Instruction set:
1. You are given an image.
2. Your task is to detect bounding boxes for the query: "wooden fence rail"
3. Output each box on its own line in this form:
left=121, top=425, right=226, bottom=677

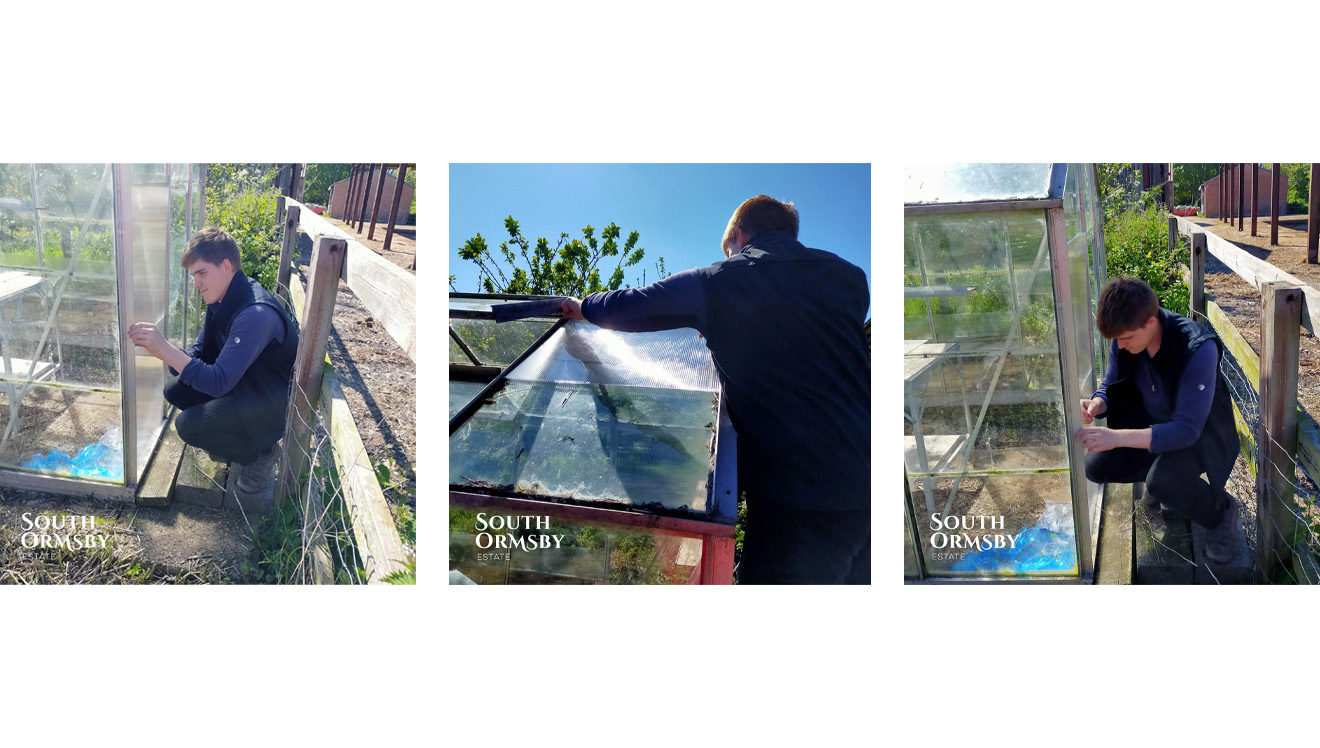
left=1174, top=216, right=1318, bottom=581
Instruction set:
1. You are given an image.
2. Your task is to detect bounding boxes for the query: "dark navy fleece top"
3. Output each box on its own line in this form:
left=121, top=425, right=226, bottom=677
left=176, top=304, right=286, bottom=397
left=1092, top=337, right=1219, bottom=453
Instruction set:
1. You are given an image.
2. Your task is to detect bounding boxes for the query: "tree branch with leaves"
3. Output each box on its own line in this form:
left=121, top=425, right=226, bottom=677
left=456, top=216, right=648, bottom=295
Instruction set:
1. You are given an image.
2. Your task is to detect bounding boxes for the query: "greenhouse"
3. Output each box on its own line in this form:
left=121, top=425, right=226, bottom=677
left=904, top=163, right=1108, bottom=581
left=450, top=293, right=738, bottom=584
left=0, top=164, right=204, bottom=498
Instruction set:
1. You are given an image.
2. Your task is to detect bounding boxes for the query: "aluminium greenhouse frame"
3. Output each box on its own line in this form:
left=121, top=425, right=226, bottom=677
left=903, top=164, right=1110, bottom=582
left=448, top=292, right=739, bottom=584
left=0, top=164, right=206, bottom=501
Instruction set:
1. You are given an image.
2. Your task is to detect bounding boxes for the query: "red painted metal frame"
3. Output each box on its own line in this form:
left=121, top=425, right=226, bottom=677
left=450, top=490, right=736, bottom=584
left=450, top=490, right=735, bottom=539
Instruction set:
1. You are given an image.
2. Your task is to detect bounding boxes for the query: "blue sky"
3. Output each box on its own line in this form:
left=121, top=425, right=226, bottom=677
left=449, top=164, right=871, bottom=316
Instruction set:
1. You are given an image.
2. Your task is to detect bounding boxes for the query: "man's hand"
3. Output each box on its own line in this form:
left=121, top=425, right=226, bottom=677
left=1080, top=396, right=1107, bottom=425
left=1075, top=426, right=1124, bottom=454
left=128, top=322, right=168, bottom=357
left=561, top=297, right=585, bottom=321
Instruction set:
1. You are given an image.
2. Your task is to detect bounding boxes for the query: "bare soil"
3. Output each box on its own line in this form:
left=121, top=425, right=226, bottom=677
left=1193, top=215, right=1320, bottom=430
left=320, top=215, right=416, bottom=273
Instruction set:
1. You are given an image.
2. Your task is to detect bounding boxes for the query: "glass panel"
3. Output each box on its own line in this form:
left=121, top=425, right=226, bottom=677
left=2, top=384, right=121, bottom=481
left=0, top=164, right=124, bottom=484
left=909, top=473, right=1078, bottom=576
left=126, top=165, right=171, bottom=480
left=905, top=207, right=1079, bottom=578
left=449, top=379, right=486, bottom=418
left=449, top=509, right=704, bottom=584
left=450, top=317, right=553, bottom=367
left=449, top=295, right=554, bottom=312
left=450, top=322, right=720, bottom=513
left=905, top=163, right=1052, bottom=205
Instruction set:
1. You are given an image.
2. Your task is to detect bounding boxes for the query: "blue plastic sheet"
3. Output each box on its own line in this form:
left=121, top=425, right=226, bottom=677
left=23, top=441, right=123, bottom=480
left=952, top=503, right=1077, bottom=573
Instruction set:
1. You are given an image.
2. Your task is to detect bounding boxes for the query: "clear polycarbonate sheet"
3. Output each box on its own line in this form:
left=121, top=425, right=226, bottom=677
left=125, top=165, right=171, bottom=480
left=450, top=321, right=720, bottom=513
left=905, top=163, right=1052, bottom=205
left=509, top=323, right=719, bottom=392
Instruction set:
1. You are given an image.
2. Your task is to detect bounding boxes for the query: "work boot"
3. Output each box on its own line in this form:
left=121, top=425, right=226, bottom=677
left=236, top=444, right=280, bottom=494
left=1203, top=495, right=1242, bottom=564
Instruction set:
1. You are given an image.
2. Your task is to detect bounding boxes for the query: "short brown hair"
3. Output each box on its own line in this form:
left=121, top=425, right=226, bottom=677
left=1096, top=276, right=1159, bottom=338
left=721, top=195, right=799, bottom=252
left=182, top=226, right=241, bottom=269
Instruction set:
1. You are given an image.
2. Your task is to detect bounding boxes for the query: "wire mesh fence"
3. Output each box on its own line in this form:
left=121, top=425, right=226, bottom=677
left=1189, top=304, right=1320, bottom=584
left=233, top=371, right=413, bottom=585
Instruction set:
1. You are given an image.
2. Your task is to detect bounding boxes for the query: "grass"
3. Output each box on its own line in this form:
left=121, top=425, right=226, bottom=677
left=0, top=517, right=229, bottom=585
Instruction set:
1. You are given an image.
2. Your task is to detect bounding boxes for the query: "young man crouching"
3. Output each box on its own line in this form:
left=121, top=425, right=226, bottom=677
left=1076, top=276, right=1242, bottom=563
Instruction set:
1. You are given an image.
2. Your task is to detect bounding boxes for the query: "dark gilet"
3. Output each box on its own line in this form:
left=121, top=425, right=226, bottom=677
left=198, top=272, right=300, bottom=446
left=698, top=230, right=871, bottom=512
left=1105, top=308, right=1239, bottom=487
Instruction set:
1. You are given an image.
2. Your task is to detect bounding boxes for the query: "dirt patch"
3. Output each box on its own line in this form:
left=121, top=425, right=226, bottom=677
left=320, top=215, right=416, bottom=273
left=1196, top=217, right=1320, bottom=428
left=0, top=491, right=244, bottom=583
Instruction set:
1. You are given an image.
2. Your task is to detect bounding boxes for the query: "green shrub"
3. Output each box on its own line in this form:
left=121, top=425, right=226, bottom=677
left=204, top=164, right=282, bottom=289
left=1103, top=202, right=1188, bottom=315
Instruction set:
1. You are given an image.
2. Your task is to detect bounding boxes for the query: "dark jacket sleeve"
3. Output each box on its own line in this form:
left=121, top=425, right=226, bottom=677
left=178, top=305, right=284, bottom=397
left=580, top=268, right=707, bottom=333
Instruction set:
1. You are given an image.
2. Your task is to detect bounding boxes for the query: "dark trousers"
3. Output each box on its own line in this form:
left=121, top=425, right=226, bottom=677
left=165, top=376, right=267, bottom=465
left=737, top=502, right=870, bottom=585
left=1085, top=445, right=1228, bottom=528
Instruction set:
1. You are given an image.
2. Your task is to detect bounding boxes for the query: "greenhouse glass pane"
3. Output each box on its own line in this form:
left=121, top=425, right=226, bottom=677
left=909, top=473, right=1078, bottom=577
left=450, top=322, right=720, bottom=513
left=0, top=164, right=124, bottom=483
left=450, top=317, right=554, bottom=367
left=449, top=509, right=705, bottom=584
left=1, top=384, right=122, bottom=481
left=905, top=163, right=1052, bottom=205
left=449, top=295, right=551, bottom=312
left=449, top=379, right=486, bottom=418
left=126, top=165, right=171, bottom=480
left=905, top=206, right=1079, bottom=577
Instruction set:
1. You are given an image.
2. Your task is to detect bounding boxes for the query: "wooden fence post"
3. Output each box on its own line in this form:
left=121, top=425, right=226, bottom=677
left=1251, top=164, right=1259, bottom=236
left=276, top=194, right=286, bottom=228
left=1190, top=232, right=1206, bottom=320
left=1271, top=163, right=1281, bottom=246
left=1256, top=282, right=1302, bottom=581
left=277, top=204, right=300, bottom=303
left=1238, top=162, right=1245, bottom=231
left=357, top=164, right=376, bottom=234
left=279, top=235, right=347, bottom=499
left=1168, top=215, right=1178, bottom=259
left=383, top=163, right=410, bottom=253
left=1309, top=164, right=1319, bottom=264
left=368, top=163, right=390, bottom=241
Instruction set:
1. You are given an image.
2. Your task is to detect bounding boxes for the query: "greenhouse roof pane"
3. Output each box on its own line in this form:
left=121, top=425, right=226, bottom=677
left=905, top=163, right=1053, bottom=205
left=450, top=321, right=721, bottom=514
left=509, top=323, right=719, bottom=391
left=450, top=318, right=555, bottom=367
